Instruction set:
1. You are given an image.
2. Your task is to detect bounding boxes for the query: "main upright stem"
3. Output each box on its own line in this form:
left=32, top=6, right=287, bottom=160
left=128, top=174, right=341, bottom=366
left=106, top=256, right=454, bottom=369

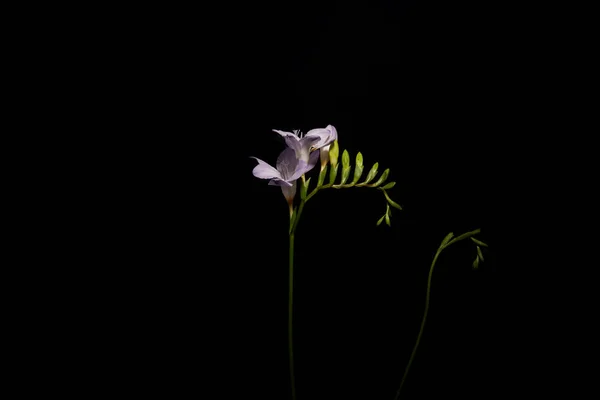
left=288, top=232, right=296, bottom=400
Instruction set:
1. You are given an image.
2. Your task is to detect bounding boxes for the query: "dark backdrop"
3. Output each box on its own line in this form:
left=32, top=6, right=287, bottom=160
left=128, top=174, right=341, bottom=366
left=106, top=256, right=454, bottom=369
left=90, top=1, right=586, bottom=399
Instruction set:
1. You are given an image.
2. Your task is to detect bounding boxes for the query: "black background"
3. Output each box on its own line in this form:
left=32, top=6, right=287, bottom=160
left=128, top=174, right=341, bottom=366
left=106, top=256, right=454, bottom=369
left=47, top=1, right=592, bottom=399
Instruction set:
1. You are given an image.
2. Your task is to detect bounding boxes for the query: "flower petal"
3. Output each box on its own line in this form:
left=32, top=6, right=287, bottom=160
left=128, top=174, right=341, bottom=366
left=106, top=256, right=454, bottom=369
left=273, top=129, right=299, bottom=140
left=325, top=124, right=338, bottom=141
left=276, top=147, right=300, bottom=180
left=287, top=150, right=319, bottom=182
left=268, top=178, right=293, bottom=187
left=305, top=126, right=337, bottom=149
left=307, top=148, right=320, bottom=171
left=273, top=129, right=302, bottom=156
left=251, top=157, right=282, bottom=180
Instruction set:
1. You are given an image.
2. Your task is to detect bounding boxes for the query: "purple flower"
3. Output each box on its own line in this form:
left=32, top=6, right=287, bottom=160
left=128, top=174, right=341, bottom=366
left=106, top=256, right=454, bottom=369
left=273, top=125, right=338, bottom=165
left=251, top=147, right=319, bottom=208
left=314, top=125, right=338, bottom=170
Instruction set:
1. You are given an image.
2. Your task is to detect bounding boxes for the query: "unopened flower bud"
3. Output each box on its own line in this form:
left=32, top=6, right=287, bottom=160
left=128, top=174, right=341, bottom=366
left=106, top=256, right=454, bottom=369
left=328, top=140, right=339, bottom=168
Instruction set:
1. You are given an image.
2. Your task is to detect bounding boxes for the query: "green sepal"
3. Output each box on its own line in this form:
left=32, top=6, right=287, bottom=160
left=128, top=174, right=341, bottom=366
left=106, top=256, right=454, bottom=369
left=370, top=168, right=389, bottom=187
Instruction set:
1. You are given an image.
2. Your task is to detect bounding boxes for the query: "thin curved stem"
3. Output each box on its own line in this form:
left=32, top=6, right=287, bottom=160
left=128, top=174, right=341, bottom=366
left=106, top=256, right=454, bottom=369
left=395, top=249, right=442, bottom=400
left=288, top=232, right=296, bottom=400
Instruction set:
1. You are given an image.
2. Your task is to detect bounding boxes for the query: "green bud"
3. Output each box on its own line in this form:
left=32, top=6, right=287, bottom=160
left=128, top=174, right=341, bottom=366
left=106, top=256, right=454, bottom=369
left=342, top=149, right=350, bottom=169
left=358, top=162, right=379, bottom=186
left=380, top=189, right=402, bottom=211
left=440, top=232, right=454, bottom=248
left=329, top=140, right=339, bottom=167
left=476, top=245, right=485, bottom=262
left=356, top=152, right=363, bottom=168
left=351, top=164, right=364, bottom=184
left=385, top=205, right=391, bottom=226
left=371, top=168, right=390, bottom=187
left=472, top=256, right=480, bottom=270
left=340, top=166, right=351, bottom=185
left=448, top=229, right=482, bottom=246
left=376, top=215, right=385, bottom=226
left=329, top=164, right=339, bottom=185
left=470, top=237, right=489, bottom=247
left=317, top=165, right=328, bottom=187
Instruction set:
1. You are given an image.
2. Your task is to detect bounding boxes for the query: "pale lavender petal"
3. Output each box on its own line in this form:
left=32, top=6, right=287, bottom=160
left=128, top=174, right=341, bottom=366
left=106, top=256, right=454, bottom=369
left=320, top=144, right=330, bottom=168
left=281, top=181, right=297, bottom=203
left=273, top=129, right=302, bottom=156
left=287, top=150, right=319, bottom=182
left=268, top=178, right=293, bottom=187
left=307, top=148, right=320, bottom=171
left=273, top=129, right=299, bottom=140
left=251, top=157, right=282, bottom=180
left=325, top=124, right=338, bottom=141
left=297, top=135, right=319, bottom=162
left=276, top=147, right=300, bottom=180
left=305, top=127, right=335, bottom=149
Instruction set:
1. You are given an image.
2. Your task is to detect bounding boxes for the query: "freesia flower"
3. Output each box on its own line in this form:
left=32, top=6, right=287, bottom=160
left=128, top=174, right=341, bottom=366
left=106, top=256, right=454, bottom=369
left=251, top=147, right=319, bottom=214
left=315, top=125, right=338, bottom=170
left=273, top=125, right=338, bottom=169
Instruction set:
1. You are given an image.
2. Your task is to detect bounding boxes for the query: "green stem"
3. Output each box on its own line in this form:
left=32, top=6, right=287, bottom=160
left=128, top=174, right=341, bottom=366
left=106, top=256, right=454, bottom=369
left=395, top=249, right=442, bottom=400
left=394, top=229, right=481, bottom=399
left=288, top=232, right=297, bottom=400
left=287, top=189, right=308, bottom=400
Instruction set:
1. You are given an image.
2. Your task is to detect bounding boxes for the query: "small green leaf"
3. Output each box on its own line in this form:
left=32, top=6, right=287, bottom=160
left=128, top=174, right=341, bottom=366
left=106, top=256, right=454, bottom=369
left=381, top=189, right=402, bottom=211
left=385, top=205, right=391, bottom=227
left=472, top=256, right=480, bottom=270
left=371, top=168, right=390, bottom=187
left=380, top=181, right=396, bottom=190
left=440, top=232, right=454, bottom=248
left=329, top=164, right=339, bottom=185
left=358, top=162, right=379, bottom=186
left=470, top=237, right=489, bottom=247
left=356, top=152, right=363, bottom=168
left=317, top=166, right=328, bottom=187
left=376, top=215, right=385, bottom=226
left=342, top=149, right=350, bottom=169
left=477, top=245, right=485, bottom=262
